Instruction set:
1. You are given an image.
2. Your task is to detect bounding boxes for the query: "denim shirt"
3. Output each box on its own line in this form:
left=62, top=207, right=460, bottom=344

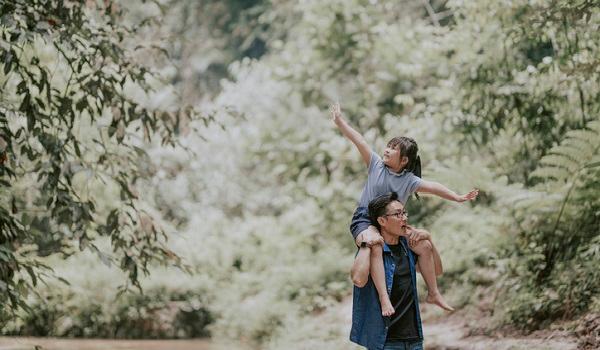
left=350, top=237, right=423, bottom=350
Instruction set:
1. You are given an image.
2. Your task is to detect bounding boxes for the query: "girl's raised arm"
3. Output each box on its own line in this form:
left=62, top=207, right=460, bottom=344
left=329, top=102, right=372, bottom=167
left=417, top=180, right=478, bottom=203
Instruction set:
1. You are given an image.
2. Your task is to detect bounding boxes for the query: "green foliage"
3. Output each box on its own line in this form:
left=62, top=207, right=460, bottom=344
left=501, top=120, right=600, bottom=328
left=449, top=0, right=600, bottom=183
left=124, top=0, right=290, bottom=99
left=0, top=0, right=207, bottom=319
left=3, top=287, right=212, bottom=338
left=0, top=244, right=214, bottom=338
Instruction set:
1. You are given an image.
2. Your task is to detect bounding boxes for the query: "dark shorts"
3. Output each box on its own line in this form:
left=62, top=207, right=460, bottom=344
left=350, top=207, right=371, bottom=240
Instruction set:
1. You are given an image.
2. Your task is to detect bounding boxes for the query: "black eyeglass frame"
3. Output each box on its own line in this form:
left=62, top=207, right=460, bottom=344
left=383, top=210, right=407, bottom=218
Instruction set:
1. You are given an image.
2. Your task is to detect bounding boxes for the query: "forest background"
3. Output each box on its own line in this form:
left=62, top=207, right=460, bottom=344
left=0, top=0, right=599, bottom=349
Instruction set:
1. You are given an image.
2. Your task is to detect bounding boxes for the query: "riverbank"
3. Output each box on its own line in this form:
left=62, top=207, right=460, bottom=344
left=0, top=337, right=213, bottom=350
left=0, top=298, right=586, bottom=350
left=420, top=303, right=579, bottom=350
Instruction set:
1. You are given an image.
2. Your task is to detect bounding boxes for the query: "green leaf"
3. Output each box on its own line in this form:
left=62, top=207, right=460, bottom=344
left=25, top=266, right=37, bottom=287
left=75, top=98, right=87, bottom=112
left=585, top=161, right=600, bottom=169
left=98, top=251, right=112, bottom=267
left=17, top=79, right=27, bottom=94
left=73, top=140, right=81, bottom=157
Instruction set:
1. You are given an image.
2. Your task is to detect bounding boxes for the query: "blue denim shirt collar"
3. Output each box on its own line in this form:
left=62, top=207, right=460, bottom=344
left=349, top=237, right=423, bottom=350
left=382, top=241, right=392, bottom=253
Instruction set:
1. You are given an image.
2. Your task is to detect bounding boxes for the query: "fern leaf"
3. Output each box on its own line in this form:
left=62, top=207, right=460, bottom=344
left=531, top=120, right=600, bottom=183
left=530, top=167, right=571, bottom=181
left=561, top=138, right=596, bottom=155
left=564, top=129, right=598, bottom=147
left=586, top=119, right=600, bottom=132
left=553, top=144, right=593, bottom=160
left=538, top=154, right=581, bottom=170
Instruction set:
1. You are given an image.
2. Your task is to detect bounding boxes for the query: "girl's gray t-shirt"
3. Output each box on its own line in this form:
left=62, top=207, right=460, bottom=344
left=357, top=151, right=422, bottom=207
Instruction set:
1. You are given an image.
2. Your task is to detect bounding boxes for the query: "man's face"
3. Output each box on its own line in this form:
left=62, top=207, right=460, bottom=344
left=379, top=200, right=408, bottom=236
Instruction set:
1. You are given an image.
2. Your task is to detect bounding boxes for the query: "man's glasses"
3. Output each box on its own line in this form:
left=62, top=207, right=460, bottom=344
left=384, top=210, right=407, bottom=218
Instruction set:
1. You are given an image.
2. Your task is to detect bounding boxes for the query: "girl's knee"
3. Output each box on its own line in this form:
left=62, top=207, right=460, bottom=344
left=422, top=240, right=433, bottom=250
left=413, top=240, right=433, bottom=254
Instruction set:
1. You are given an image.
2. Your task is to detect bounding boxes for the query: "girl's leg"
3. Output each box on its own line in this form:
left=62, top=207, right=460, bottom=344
left=411, top=240, right=453, bottom=311
left=371, top=242, right=395, bottom=316
left=431, top=242, right=443, bottom=276
left=357, top=227, right=394, bottom=316
left=415, top=243, right=442, bottom=276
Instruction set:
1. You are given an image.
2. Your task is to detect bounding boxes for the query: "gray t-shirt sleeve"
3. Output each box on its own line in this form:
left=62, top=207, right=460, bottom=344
left=368, top=151, right=382, bottom=174
left=406, top=173, right=422, bottom=195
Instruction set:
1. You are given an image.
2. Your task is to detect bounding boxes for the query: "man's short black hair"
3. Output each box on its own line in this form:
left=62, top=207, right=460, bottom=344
left=368, top=192, right=399, bottom=230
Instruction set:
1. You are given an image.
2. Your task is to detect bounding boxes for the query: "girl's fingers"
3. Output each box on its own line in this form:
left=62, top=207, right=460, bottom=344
left=329, top=103, right=341, bottom=119
left=461, top=189, right=478, bottom=201
left=409, top=231, right=418, bottom=243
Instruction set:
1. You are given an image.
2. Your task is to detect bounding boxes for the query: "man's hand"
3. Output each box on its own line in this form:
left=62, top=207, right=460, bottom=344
left=406, top=225, right=431, bottom=247
left=329, top=102, right=342, bottom=123
left=456, top=188, right=479, bottom=202
left=361, top=226, right=384, bottom=247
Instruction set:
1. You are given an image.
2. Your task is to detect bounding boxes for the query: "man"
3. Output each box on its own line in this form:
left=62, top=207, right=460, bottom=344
left=350, top=192, right=434, bottom=350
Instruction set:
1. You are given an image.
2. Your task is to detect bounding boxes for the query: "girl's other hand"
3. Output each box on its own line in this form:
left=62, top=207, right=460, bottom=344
left=362, top=226, right=384, bottom=247
left=457, top=188, right=479, bottom=202
left=406, top=225, right=430, bottom=247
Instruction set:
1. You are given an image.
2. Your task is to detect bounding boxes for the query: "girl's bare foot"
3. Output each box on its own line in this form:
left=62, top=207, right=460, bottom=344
left=380, top=296, right=395, bottom=316
left=426, top=292, right=454, bottom=311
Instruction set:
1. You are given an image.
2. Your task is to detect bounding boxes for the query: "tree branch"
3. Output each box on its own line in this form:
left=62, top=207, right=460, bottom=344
left=420, top=0, right=441, bottom=27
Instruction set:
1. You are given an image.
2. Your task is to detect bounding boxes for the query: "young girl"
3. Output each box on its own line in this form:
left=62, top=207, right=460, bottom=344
left=330, top=102, right=478, bottom=315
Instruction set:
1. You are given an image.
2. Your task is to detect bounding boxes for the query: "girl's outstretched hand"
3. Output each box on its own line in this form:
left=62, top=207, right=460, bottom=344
left=456, top=188, right=479, bottom=202
left=329, top=102, right=342, bottom=122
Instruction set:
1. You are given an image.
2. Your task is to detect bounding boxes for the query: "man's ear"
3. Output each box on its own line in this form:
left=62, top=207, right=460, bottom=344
left=377, top=216, right=386, bottom=228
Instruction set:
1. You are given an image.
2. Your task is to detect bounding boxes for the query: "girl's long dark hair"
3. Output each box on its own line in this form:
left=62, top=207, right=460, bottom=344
left=387, top=136, right=421, bottom=199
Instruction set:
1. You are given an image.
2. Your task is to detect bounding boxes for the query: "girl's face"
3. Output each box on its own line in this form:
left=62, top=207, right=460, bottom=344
left=383, top=145, right=407, bottom=171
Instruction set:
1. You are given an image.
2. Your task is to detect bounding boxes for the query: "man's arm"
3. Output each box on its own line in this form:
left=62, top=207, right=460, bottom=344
left=350, top=245, right=371, bottom=287
left=417, top=180, right=478, bottom=202
left=329, top=103, right=372, bottom=167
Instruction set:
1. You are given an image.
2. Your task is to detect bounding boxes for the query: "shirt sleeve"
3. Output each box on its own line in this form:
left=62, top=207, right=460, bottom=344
left=368, top=151, right=382, bottom=175
left=406, top=173, right=422, bottom=194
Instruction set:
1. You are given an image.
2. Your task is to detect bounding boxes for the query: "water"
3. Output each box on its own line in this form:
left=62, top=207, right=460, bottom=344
left=0, top=337, right=214, bottom=350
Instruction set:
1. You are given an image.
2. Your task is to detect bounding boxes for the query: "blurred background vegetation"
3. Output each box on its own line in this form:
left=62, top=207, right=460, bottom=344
left=1, top=0, right=599, bottom=349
